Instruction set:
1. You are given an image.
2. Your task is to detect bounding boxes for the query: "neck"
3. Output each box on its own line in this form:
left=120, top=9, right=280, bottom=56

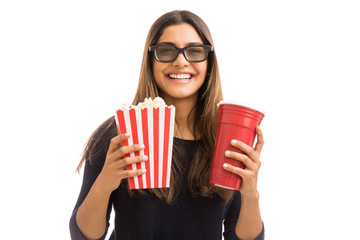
left=162, top=95, right=197, bottom=140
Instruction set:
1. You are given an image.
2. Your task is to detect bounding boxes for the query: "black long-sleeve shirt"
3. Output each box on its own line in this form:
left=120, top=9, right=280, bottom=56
left=70, top=137, right=264, bottom=240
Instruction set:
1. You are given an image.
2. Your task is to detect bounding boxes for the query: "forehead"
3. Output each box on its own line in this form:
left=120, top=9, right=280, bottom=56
left=157, top=23, right=204, bottom=46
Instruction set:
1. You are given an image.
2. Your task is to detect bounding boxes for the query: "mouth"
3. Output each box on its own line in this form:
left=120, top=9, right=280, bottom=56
left=168, top=73, right=194, bottom=80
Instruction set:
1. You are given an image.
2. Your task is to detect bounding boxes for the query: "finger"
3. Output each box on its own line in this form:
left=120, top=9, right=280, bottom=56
left=114, top=143, right=145, bottom=159
left=119, top=155, right=148, bottom=169
left=230, top=139, right=257, bottom=161
left=254, top=126, right=265, bottom=153
left=225, top=150, right=256, bottom=170
left=120, top=168, right=147, bottom=179
left=108, top=133, right=131, bottom=153
left=223, top=163, right=247, bottom=178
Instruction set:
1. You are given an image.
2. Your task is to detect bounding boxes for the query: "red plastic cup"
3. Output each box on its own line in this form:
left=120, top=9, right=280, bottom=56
left=210, top=101, right=265, bottom=191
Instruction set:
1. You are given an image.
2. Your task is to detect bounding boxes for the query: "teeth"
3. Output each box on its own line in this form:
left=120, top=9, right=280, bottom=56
left=169, top=74, right=192, bottom=79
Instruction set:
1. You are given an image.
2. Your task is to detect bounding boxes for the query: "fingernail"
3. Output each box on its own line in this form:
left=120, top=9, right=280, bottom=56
left=125, top=133, right=130, bottom=137
left=231, top=139, right=237, bottom=144
left=142, top=155, right=148, bottom=160
left=225, top=151, right=230, bottom=156
left=142, top=169, right=147, bottom=173
left=139, top=144, right=145, bottom=149
left=223, top=163, right=228, bottom=168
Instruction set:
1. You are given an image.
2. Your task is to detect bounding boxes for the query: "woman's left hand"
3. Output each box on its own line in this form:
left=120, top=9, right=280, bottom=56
left=223, top=126, right=264, bottom=197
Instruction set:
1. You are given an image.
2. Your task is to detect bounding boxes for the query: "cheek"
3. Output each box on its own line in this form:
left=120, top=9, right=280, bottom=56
left=196, top=62, right=208, bottom=78
left=153, top=61, right=166, bottom=79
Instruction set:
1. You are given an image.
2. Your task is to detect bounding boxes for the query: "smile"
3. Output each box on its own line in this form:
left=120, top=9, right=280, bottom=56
left=168, top=73, right=193, bottom=80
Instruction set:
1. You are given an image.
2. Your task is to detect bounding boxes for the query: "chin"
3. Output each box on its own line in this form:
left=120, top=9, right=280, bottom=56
left=167, top=91, right=198, bottom=100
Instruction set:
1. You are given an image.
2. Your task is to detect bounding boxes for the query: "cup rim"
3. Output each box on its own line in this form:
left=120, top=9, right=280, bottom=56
left=218, top=100, right=266, bottom=115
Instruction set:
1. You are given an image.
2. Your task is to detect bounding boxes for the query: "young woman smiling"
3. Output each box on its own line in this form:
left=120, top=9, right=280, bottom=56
left=70, top=10, right=265, bottom=240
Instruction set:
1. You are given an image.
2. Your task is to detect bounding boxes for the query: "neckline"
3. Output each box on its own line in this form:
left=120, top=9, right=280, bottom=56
left=174, top=137, right=198, bottom=142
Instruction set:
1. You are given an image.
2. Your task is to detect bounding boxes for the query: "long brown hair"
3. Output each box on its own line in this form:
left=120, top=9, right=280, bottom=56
left=77, top=10, right=233, bottom=203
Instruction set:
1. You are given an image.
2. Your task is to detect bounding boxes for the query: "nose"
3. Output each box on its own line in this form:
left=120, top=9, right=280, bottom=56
left=172, top=51, right=189, bottom=67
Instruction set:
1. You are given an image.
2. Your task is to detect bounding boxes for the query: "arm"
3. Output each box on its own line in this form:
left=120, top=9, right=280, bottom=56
left=75, top=179, right=113, bottom=240
left=70, top=133, right=147, bottom=240
left=223, top=126, right=265, bottom=240
left=235, top=194, right=263, bottom=240
left=223, top=192, right=264, bottom=240
left=69, top=158, right=113, bottom=240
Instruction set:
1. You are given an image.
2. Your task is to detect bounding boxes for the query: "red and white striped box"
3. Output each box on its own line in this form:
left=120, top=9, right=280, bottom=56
left=115, top=105, right=175, bottom=189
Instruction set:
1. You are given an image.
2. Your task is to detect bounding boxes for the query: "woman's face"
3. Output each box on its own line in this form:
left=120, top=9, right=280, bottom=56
left=152, top=23, right=208, bottom=104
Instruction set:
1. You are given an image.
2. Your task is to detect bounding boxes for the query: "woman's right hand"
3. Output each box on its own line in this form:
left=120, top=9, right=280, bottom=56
left=96, top=133, right=147, bottom=194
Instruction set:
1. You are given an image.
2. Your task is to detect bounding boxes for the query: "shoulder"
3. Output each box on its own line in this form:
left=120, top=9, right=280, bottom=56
left=85, top=116, right=117, bottom=165
left=93, top=116, right=117, bottom=142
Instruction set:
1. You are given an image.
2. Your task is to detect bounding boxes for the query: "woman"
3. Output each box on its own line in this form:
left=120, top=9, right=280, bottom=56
left=70, top=10, right=265, bottom=240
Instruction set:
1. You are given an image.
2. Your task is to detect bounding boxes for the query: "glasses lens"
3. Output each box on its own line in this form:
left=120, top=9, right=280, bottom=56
left=185, top=46, right=207, bottom=61
left=156, top=45, right=177, bottom=62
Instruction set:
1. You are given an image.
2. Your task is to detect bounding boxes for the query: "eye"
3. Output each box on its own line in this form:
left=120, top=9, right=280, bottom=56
left=157, top=45, right=176, bottom=55
left=187, top=46, right=205, bottom=55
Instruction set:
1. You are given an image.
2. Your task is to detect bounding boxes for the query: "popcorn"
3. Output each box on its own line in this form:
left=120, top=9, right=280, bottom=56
left=119, top=97, right=167, bottom=110
left=115, top=97, right=175, bottom=189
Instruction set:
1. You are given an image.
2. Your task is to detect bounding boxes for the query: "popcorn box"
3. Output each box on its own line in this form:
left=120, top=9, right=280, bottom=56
left=115, top=100, right=175, bottom=189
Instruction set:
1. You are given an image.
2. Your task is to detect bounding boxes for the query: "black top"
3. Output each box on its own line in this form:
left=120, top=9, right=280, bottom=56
left=70, top=136, right=265, bottom=240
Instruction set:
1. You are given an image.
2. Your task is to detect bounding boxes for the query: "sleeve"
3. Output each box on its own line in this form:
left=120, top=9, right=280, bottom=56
left=69, top=122, right=116, bottom=240
left=223, top=192, right=265, bottom=240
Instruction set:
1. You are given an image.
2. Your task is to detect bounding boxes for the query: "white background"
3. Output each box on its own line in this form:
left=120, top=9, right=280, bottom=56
left=1, top=0, right=359, bottom=239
